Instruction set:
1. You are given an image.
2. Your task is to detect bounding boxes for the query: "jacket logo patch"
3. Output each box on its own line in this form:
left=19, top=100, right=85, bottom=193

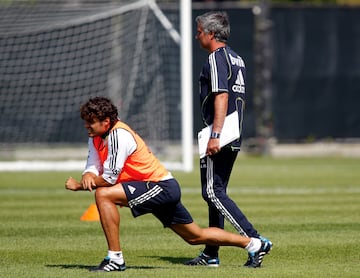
left=128, top=185, right=136, bottom=194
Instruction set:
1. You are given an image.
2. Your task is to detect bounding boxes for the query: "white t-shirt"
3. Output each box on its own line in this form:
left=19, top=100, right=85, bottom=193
left=82, top=128, right=137, bottom=184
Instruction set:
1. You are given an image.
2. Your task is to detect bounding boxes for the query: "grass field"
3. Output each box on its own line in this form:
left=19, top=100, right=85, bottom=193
left=0, top=156, right=359, bottom=278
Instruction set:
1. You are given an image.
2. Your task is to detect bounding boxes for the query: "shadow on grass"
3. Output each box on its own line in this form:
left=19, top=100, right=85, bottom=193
left=144, top=256, right=191, bottom=265
left=46, top=264, right=161, bottom=270
left=45, top=256, right=191, bottom=270
left=46, top=264, right=93, bottom=270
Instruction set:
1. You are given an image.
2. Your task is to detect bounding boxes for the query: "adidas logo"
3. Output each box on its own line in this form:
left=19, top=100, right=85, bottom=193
left=127, top=185, right=136, bottom=194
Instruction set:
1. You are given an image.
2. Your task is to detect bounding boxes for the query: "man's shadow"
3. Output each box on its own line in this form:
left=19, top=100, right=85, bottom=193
left=46, top=256, right=190, bottom=271
left=145, top=255, right=190, bottom=265
left=46, top=264, right=165, bottom=270
left=45, top=264, right=93, bottom=270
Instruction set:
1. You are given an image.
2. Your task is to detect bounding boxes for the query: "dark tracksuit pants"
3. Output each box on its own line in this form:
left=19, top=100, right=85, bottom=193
left=200, top=147, right=260, bottom=256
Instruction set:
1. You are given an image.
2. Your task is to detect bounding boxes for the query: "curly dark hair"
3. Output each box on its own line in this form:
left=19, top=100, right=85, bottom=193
left=80, top=96, right=118, bottom=126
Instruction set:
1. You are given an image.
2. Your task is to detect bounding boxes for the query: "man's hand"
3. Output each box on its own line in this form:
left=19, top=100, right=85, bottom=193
left=65, top=177, right=82, bottom=191
left=206, top=138, right=221, bottom=156
left=81, top=173, right=97, bottom=192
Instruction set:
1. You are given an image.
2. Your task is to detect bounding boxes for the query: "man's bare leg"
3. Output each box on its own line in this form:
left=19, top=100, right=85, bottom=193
left=170, top=222, right=251, bottom=247
left=95, top=184, right=129, bottom=251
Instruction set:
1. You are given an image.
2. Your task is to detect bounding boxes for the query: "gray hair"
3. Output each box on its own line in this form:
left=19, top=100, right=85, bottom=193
left=195, top=11, right=230, bottom=43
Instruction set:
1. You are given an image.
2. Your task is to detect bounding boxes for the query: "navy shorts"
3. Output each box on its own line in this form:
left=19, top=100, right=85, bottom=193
left=122, top=178, right=193, bottom=227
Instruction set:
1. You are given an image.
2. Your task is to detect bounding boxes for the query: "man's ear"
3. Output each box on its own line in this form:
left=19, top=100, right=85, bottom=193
left=103, top=117, right=111, bottom=127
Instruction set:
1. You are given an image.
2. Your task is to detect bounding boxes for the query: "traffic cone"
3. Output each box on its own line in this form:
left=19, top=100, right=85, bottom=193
left=80, top=203, right=100, bottom=221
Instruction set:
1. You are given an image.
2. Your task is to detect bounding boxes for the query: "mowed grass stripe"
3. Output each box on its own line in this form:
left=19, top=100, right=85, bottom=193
left=0, top=157, right=359, bottom=278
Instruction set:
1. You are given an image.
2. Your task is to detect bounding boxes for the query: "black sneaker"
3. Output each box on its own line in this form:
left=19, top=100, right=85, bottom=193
left=244, top=237, right=272, bottom=268
left=90, top=258, right=126, bottom=272
left=184, top=252, right=220, bottom=267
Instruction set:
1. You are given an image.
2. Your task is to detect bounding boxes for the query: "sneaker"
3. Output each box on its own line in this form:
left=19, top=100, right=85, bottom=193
left=184, top=252, right=220, bottom=267
left=90, top=258, right=126, bottom=272
left=244, top=237, right=272, bottom=268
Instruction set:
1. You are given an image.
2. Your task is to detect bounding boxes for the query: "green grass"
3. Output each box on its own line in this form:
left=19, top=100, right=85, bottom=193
left=0, top=156, right=359, bottom=277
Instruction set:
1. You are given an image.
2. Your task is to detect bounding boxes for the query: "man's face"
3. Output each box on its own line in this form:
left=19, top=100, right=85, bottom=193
left=84, top=118, right=110, bottom=137
left=195, top=23, right=212, bottom=51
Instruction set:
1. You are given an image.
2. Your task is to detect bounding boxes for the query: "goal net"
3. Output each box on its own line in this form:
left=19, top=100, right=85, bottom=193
left=0, top=0, right=193, bottom=171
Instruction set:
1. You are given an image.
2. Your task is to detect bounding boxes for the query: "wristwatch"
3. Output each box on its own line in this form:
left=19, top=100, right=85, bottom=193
left=210, top=132, right=221, bottom=139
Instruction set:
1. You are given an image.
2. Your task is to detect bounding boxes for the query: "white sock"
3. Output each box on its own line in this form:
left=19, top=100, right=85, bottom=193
left=107, top=250, right=124, bottom=264
left=245, top=238, right=262, bottom=253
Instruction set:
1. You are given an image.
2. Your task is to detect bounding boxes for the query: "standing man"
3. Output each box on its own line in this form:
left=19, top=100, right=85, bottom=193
left=185, top=11, right=272, bottom=268
left=65, top=96, right=270, bottom=272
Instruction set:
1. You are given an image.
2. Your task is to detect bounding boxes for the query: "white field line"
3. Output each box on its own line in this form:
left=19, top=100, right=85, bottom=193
left=1, top=187, right=359, bottom=195
left=0, top=160, right=86, bottom=171
left=0, top=160, right=186, bottom=172
left=181, top=187, right=360, bottom=194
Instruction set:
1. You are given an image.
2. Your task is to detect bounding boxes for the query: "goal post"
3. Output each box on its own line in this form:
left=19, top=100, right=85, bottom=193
left=180, top=0, right=193, bottom=173
left=0, top=0, right=193, bottom=172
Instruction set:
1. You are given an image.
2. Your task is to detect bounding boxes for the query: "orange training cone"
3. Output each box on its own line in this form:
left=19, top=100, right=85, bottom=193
left=80, top=203, right=100, bottom=221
